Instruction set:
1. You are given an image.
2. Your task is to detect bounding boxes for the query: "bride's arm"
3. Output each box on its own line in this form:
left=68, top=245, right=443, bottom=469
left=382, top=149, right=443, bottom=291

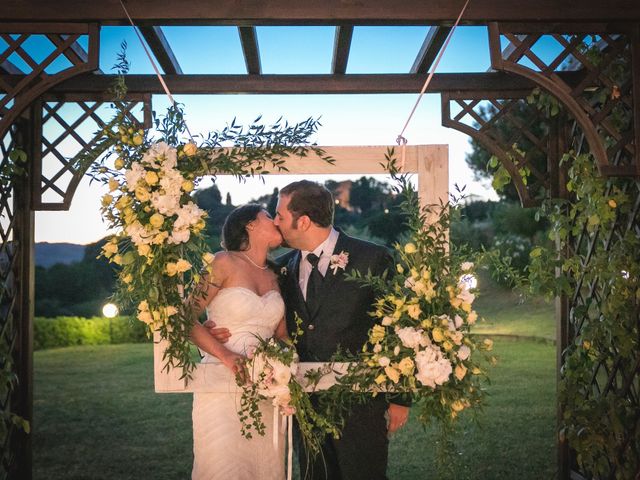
left=187, top=254, right=244, bottom=373
left=274, top=318, right=290, bottom=342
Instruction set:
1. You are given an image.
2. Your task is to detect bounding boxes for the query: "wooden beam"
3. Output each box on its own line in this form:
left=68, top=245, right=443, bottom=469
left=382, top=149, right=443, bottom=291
left=138, top=26, right=182, bottom=74
left=0, top=71, right=584, bottom=95
left=238, top=26, right=261, bottom=75
left=411, top=26, right=451, bottom=74
left=1, top=1, right=639, bottom=24
left=0, top=60, right=22, bottom=74
left=332, top=26, right=353, bottom=74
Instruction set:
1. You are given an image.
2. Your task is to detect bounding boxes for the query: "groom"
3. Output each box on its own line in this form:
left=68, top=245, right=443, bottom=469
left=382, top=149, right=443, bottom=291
left=211, top=180, right=410, bottom=479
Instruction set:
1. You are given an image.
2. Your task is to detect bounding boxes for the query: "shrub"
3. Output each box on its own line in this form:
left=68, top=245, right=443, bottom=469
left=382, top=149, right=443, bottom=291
left=34, top=316, right=149, bottom=350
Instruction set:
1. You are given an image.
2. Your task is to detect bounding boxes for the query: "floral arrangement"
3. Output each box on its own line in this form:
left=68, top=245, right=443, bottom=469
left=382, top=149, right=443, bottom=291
left=328, top=154, right=494, bottom=471
left=83, top=46, right=331, bottom=379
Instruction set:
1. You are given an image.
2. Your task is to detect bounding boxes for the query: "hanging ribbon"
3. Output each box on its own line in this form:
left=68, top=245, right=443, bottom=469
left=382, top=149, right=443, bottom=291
left=271, top=406, right=294, bottom=480
left=118, top=0, right=195, bottom=142
left=396, top=0, right=471, bottom=152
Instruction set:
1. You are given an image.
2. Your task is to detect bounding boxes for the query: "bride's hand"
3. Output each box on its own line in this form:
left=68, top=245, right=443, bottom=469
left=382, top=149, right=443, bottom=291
left=220, top=350, right=247, bottom=382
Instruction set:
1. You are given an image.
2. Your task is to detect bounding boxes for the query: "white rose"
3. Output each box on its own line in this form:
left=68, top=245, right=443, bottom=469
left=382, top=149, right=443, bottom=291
left=461, top=262, right=474, bottom=272
left=396, top=326, right=428, bottom=350
left=373, top=343, right=382, bottom=353
left=414, top=345, right=452, bottom=388
left=168, top=228, right=191, bottom=245
left=381, top=316, right=394, bottom=326
left=378, top=356, right=391, bottom=367
left=270, top=359, right=292, bottom=385
left=457, top=345, right=471, bottom=361
left=454, top=315, right=464, bottom=329
left=124, top=162, right=146, bottom=187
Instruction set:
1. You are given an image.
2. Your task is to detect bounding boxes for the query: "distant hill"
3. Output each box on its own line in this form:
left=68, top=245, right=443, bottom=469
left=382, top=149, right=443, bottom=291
left=35, top=242, right=85, bottom=268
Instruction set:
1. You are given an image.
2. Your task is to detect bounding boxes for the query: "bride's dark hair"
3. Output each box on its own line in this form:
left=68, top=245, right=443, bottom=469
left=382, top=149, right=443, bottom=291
left=221, top=203, right=263, bottom=251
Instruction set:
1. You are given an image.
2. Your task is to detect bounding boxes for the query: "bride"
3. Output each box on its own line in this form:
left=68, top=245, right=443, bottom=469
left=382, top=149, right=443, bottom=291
left=189, top=203, right=287, bottom=480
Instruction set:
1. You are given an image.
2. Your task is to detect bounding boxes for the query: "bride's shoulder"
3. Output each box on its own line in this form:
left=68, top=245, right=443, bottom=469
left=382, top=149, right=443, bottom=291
left=205, top=251, right=239, bottom=277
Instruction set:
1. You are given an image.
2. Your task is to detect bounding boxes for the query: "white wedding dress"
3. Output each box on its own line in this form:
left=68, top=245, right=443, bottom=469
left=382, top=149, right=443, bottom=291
left=192, top=287, right=286, bottom=480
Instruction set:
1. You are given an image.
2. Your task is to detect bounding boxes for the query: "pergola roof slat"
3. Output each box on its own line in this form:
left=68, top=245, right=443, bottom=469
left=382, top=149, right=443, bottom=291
left=138, top=25, right=182, bottom=75
left=411, top=26, right=451, bottom=74
left=331, top=26, right=353, bottom=75
left=1, top=71, right=584, bottom=95
left=238, top=26, right=261, bottom=75
left=1, top=1, right=639, bottom=24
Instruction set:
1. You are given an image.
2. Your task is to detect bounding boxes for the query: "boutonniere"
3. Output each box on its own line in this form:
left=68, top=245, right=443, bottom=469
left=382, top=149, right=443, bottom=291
left=280, top=266, right=288, bottom=276
left=329, top=251, right=349, bottom=274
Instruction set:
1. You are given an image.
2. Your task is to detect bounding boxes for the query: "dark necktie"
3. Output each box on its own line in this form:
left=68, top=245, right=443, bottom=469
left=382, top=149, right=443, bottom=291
left=305, top=252, right=323, bottom=312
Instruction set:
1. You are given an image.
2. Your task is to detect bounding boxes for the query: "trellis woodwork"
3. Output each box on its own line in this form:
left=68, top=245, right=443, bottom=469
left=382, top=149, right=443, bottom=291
left=32, top=94, right=151, bottom=210
left=488, top=23, right=639, bottom=177
left=0, top=23, right=100, bottom=146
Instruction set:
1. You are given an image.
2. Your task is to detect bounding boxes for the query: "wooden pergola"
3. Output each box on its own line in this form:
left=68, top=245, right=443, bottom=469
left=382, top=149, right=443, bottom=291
left=1, top=2, right=639, bottom=478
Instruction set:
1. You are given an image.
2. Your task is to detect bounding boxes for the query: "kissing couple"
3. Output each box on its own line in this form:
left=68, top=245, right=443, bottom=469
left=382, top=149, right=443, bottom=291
left=189, top=180, right=410, bottom=480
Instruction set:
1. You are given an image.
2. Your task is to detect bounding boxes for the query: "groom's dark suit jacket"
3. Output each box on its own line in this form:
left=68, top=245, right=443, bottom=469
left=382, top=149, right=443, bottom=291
left=277, top=229, right=392, bottom=362
left=277, top=229, right=408, bottom=480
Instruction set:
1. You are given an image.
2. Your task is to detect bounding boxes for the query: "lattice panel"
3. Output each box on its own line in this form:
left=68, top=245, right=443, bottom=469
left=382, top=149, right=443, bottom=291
left=0, top=24, right=99, bottom=147
left=34, top=95, right=152, bottom=210
left=442, top=90, right=553, bottom=207
left=0, top=124, right=20, bottom=479
left=489, top=24, right=639, bottom=178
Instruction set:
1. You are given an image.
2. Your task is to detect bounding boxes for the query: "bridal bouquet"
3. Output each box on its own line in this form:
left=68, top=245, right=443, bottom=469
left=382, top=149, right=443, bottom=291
left=238, top=336, right=339, bottom=454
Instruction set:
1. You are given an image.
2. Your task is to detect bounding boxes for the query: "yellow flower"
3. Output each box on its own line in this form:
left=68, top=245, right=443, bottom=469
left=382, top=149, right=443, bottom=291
left=132, top=134, right=144, bottom=146
left=454, top=364, right=467, bottom=381
left=404, top=243, right=417, bottom=254
left=193, top=219, right=206, bottom=233
left=137, top=244, right=151, bottom=257
left=203, top=252, right=215, bottom=265
left=102, top=241, right=118, bottom=258
left=175, top=259, right=192, bottom=273
left=442, top=340, right=453, bottom=351
left=375, top=374, right=387, bottom=385
left=432, top=328, right=444, bottom=343
left=121, top=135, right=129, bottom=144
left=108, top=178, right=119, bottom=192
left=181, top=180, right=194, bottom=193
left=421, top=318, right=433, bottom=329
left=608, top=199, right=617, bottom=208
left=450, top=297, right=463, bottom=309
left=135, top=186, right=150, bottom=202
left=451, top=400, right=465, bottom=412
left=483, top=338, right=494, bottom=351
left=370, top=324, right=386, bottom=344
left=183, top=142, right=198, bottom=156
left=396, top=264, right=404, bottom=274
left=137, top=310, right=153, bottom=325
left=165, top=306, right=178, bottom=317
left=472, top=366, right=482, bottom=375
left=101, top=194, right=113, bottom=207
left=145, top=171, right=159, bottom=185
left=398, top=357, right=415, bottom=376
left=583, top=340, right=591, bottom=350
left=112, top=254, right=123, bottom=265
left=385, top=366, right=401, bottom=383
left=165, top=262, right=178, bottom=276
left=149, top=213, right=164, bottom=229
left=461, top=302, right=472, bottom=313
left=152, top=231, right=169, bottom=245
left=406, top=303, right=421, bottom=320
left=122, top=273, right=133, bottom=284
left=114, top=157, right=125, bottom=170
left=467, top=311, right=478, bottom=324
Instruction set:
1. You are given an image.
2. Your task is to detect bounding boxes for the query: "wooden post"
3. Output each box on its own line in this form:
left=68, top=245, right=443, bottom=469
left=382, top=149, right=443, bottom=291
left=154, top=144, right=449, bottom=392
left=13, top=115, right=35, bottom=480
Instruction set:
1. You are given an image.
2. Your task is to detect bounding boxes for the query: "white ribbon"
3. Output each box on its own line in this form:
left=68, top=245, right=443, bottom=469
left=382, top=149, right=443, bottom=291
left=271, top=407, right=293, bottom=480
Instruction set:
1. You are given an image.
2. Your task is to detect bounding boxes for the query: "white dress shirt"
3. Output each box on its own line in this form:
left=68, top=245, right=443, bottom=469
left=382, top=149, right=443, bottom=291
left=298, top=227, right=339, bottom=300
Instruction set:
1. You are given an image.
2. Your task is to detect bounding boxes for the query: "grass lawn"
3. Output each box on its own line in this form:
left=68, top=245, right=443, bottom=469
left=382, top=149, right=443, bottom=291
left=471, top=275, right=556, bottom=341
left=33, top=338, right=556, bottom=479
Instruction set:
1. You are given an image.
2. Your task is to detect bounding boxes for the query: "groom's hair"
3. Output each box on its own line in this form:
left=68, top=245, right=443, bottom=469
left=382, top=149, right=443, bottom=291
left=280, top=180, right=334, bottom=228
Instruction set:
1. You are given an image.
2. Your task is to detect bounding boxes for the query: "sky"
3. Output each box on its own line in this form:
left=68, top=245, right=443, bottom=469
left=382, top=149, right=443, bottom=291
left=31, top=25, right=511, bottom=245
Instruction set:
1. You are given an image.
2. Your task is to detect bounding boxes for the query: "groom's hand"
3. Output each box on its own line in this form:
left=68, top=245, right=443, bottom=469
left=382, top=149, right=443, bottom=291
left=203, top=320, right=231, bottom=343
left=387, top=403, right=410, bottom=435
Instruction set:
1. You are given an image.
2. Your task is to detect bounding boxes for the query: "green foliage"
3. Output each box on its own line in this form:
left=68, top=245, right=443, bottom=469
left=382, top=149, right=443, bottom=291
left=34, top=316, right=149, bottom=350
